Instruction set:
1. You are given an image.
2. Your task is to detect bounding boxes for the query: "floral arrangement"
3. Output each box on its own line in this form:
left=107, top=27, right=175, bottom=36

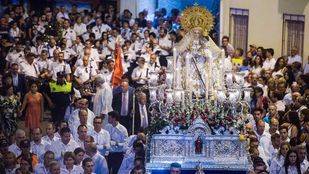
left=146, top=100, right=248, bottom=136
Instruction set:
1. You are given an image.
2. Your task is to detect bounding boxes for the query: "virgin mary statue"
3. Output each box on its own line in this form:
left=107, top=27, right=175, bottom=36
left=173, top=5, right=225, bottom=100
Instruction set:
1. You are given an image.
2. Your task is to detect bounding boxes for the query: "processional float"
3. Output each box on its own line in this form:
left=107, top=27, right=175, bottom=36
left=145, top=4, right=251, bottom=174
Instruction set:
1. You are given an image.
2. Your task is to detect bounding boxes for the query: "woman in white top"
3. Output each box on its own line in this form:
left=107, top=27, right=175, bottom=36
left=269, top=142, right=291, bottom=174
left=272, top=57, right=288, bottom=78
left=279, top=150, right=304, bottom=174
left=61, top=152, right=84, bottom=174
left=251, top=55, right=263, bottom=75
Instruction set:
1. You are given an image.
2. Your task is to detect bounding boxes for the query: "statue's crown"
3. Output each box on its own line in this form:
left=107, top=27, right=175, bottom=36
left=180, top=4, right=214, bottom=36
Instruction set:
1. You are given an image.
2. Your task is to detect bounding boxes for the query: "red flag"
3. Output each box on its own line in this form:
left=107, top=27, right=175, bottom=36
left=112, top=43, right=123, bottom=87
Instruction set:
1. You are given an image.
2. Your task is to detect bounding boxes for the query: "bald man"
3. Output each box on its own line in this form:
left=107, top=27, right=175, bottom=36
left=112, top=81, right=135, bottom=133
left=135, top=92, right=149, bottom=130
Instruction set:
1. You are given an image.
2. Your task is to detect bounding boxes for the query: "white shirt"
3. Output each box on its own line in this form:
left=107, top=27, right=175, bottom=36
left=60, top=165, right=84, bottom=174
left=75, top=137, right=85, bottom=149
left=50, top=61, right=71, bottom=80
left=158, top=35, right=172, bottom=56
left=275, top=100, right=285, bottom=111
left=36, top=58, right=53, bottom=73
left=34, top=163, right=49, bottom=174
left=9, top=27, right=21, bottom=38
left=20, top=61, right=39, bottom=78
left=62, top=48, right=77, bottom=61
left=70, top=123, right=93, bottom=141
left=257, top=131, right=272, bottom=161
left=121, top=91, right=129, bottom=116
left=262, top=58, right=276, bottom=70
left=131, top=66, right=148, bottom=84
left=56, top=12, right=69, bottom=21
left=62, top=28, right=77, bottom=48
left=73, top=23, right=87, bottom=36
left=72, top=43, right=84, bottom=56
left=89, top=129, right=111, bottom=149
left=8, top=143, right=21, bottom=157
left=270, top=155, right=284, bottom=174
left=42, top=134, right=60, bottom=145
left=288, top=55, right=302, bottom=64
left=30, top=140, right=49, bottom=162
left=279, top=165, right=306, bottom=174
left=75, top=58, right=98, bottom=70
left=46, top=139, right=79, bottom=161
left=121, top=28, right=131, bottom=40
left=139, top=103, right=149, bottom=128
left=5, top=51, right=24, bottom=65
left=48, top=45, right=58, bottom=58
left=92, top=24, right=111, bottom=40
left=68, top=109, right=95, bottom=131
left=105, top=123, right=128, bottom=143
left=74, top=65, right=97, bottom=84
left=118, top=150, right=135, bottom=174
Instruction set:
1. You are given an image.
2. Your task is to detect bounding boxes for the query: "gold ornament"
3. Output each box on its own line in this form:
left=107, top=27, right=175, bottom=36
left=180, top=4, right=214, bottom=36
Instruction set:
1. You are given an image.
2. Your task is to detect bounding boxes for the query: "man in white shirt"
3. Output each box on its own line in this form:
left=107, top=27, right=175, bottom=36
left=34, top=151, right=55, bottom=174
left=75, top=125, right=89, bottom=148
left=8, top=129, right=26, bottom=157
left=59, top=41, right=77, bottom=61
left=118, top=140, right=144, bottom=174
left=262, top=48, right=276, bottom=70
left=147, top=53, right=160, bottom=74
left=42, top=123, right=59, bottom=145
left=283, top=82, right=300, bottom=106
left=92, top=18, right=111, bottom=40
left=85, top=144, right=109, bottom=174
left=82, top=158, right=95, bottom=174
left=288, top=47, right=302, bottom=65
left=256, top=120, right=272, bottom=162
left=74, top=17, right=87, bottom=36
left=105, top=111, right=128, bottom=144
left=30, top=128, right=49, bottom=162
left=68, top=98, right=95, bottom=129
left=50, top=52, right=71, bottom=81
left=131, top=57, right=148, bottom=88
left=74, top=55, right=96, bottom=85
left=5, top=42, right=24, bottom=68
left=297, top=145, right=309, bottom=171
left=70, top=109, right=93, bottom=140
left=158, top=28, right=172, bottom=67
left=20, top=53, right=39, bottom=78
left=62, top=19, right=76, bottom=48
left=89, top=116, right=111, bottom=150
left=268, top=133, right=281, bottom=162
left=46, top=127, right=79, bottom=161
left=56, top=6, right=69, bottom=21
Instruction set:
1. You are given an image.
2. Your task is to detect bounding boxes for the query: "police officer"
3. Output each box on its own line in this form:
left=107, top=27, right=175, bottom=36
left=49, top=72, right=73, bottom=126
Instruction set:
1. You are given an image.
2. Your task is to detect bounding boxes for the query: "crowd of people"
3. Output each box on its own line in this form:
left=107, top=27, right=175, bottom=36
left=0, top=2, right=308, bottom=174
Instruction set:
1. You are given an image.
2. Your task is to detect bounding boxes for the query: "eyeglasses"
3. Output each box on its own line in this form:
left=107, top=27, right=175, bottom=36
left=94, top=122, right=102, bottom=124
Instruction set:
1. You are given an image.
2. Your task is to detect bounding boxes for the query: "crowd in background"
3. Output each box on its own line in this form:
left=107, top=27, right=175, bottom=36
left=0, top=2, right=308, bottom=174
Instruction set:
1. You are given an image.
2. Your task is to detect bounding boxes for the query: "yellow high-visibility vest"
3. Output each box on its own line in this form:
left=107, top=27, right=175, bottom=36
left=49, top=82, right=72, bottom=93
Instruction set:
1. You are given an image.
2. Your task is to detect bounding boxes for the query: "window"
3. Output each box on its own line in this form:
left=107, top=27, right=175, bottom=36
left=282, top=14, right=305, bottom=57
left=229, top=8, right=249, bottom=54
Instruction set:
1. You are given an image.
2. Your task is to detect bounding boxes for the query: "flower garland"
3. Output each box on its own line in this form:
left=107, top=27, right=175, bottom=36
left=147, top=100, right=247, bottom=136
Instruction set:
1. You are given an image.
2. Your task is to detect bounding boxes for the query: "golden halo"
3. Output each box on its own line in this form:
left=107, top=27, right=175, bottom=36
left=180, top=5, right=214, bottom=36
